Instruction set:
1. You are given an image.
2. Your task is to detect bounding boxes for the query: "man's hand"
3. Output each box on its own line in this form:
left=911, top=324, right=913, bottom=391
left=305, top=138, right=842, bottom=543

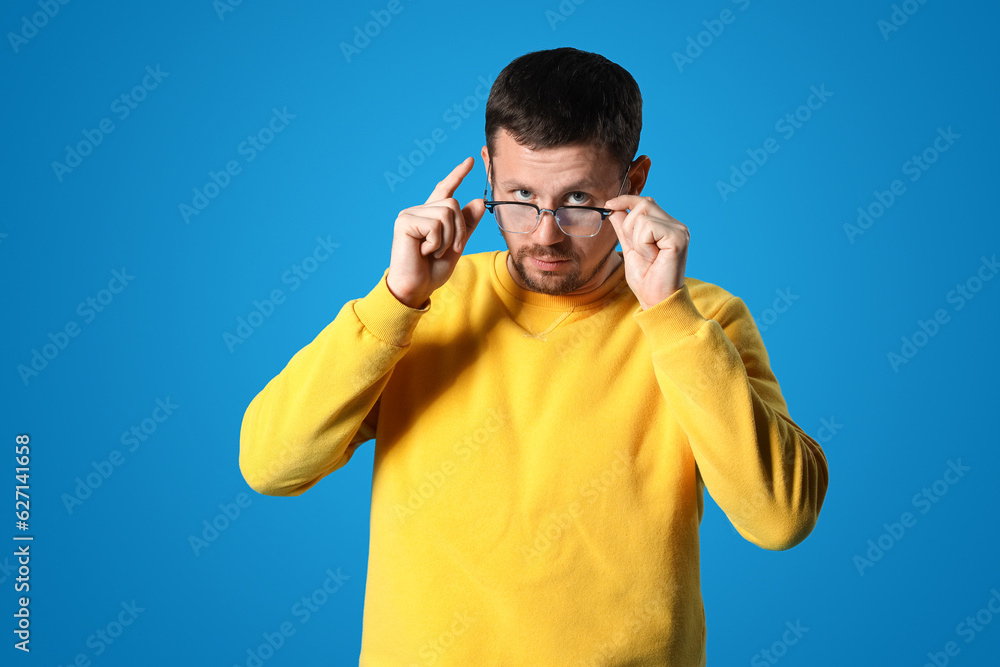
left=386, top=157, right=486, bottom=309
left=603, top=195, right=689, bottom=310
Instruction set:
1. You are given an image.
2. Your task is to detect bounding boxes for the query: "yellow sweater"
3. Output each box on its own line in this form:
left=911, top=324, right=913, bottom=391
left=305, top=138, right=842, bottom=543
left=239, top=249, right=829, bottom=666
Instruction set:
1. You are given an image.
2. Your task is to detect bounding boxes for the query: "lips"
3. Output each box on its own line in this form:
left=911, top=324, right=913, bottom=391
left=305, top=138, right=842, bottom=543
left=530, top=256, right=568, bottom=271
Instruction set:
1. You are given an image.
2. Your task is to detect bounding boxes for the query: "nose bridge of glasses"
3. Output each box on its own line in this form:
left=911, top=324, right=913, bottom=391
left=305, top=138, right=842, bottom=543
left=525, top=206, right=560, bottom=234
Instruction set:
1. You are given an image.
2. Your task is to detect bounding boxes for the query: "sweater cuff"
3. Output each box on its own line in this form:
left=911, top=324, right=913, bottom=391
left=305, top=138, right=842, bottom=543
left=632, top=283, right=708, bottom=344
left=353, top=268, right=430, bottom=347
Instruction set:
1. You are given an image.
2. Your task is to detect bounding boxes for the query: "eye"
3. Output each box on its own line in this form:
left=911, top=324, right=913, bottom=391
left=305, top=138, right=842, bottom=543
left=512, top=189, right=589, bottom=204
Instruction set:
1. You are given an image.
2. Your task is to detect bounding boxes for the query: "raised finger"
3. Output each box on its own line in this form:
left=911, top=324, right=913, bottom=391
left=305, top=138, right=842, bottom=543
left=424, top=156, right=475, bottom=205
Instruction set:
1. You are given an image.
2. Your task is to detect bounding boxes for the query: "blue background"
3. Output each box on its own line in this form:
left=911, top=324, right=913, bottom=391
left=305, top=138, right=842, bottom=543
left=3, top=0, right=999, bottom=664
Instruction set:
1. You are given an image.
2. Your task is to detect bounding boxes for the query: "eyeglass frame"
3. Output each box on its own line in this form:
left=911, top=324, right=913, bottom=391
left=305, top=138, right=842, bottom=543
left=482, top=156, right=633, bottom=238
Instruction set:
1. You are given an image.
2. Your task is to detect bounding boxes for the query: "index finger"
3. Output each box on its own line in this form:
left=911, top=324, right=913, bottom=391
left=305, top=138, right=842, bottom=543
left=603, top=194, right=647, bottom=211
left=424, top=156, right=475, bottom=205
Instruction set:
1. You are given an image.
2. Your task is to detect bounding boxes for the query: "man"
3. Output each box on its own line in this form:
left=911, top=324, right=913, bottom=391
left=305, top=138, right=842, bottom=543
left=240, top=47, right=829, bottom=665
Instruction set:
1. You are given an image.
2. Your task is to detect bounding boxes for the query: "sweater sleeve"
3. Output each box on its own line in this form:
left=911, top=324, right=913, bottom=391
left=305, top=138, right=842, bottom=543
left=633, top=283, right=829, bottom=550
left=239, top=269, right=430, bottom=496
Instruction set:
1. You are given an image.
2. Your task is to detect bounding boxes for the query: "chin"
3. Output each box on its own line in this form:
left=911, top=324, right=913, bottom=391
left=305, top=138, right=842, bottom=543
left=521, top=268, right=581, bottom=295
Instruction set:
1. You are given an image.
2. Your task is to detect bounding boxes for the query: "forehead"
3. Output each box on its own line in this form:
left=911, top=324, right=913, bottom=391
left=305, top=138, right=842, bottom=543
left=490, top=129, right=616, bottom=192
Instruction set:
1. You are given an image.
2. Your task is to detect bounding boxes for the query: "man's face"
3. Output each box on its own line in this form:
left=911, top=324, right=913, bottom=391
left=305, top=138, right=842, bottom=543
left=481, top=129, right=629, bottom=296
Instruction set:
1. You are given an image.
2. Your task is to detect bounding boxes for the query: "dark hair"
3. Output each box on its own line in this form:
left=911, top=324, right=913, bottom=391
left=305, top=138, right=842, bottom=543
left=485, top=47, right=642, bottom=178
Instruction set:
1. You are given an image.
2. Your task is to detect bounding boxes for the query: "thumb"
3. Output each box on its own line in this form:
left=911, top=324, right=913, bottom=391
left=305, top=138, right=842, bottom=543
left=605, top=207, right=626, bottom=235
left=606, top=208, right=630, bottom=252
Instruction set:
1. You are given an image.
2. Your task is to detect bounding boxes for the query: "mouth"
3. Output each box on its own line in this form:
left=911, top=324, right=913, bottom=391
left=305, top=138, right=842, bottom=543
left=530, top=256, right=569, bottom=270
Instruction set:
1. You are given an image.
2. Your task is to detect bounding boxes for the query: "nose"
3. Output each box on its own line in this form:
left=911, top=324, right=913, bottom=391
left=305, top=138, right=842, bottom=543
left=533, top=208, right=566, bottom=244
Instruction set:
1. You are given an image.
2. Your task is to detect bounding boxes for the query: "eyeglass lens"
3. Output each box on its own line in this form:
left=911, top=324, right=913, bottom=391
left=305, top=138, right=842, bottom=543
left=493, top=204, right=600, bottom=236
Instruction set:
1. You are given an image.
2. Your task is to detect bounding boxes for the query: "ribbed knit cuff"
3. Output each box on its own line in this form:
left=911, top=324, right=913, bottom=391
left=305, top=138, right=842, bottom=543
left=632, top=283, right=708, bottom=344
left=353, top=269, right=430, bottom=347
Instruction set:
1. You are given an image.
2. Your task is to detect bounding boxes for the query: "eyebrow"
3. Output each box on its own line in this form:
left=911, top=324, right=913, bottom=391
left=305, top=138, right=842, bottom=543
left=497, top=178, right=600, bottom=193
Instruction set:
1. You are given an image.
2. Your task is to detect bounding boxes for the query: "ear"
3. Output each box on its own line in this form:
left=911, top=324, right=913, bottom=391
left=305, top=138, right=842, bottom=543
left=628, top=155, right=652, bottom=195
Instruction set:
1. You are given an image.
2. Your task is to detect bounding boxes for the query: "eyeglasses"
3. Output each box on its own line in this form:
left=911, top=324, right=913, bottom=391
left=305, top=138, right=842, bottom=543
left=483, top=158, right=632, bottom=238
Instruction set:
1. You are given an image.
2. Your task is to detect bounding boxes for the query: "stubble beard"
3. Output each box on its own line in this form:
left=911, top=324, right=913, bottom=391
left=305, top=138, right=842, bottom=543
left=509, top=242, right=619, bottom=296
